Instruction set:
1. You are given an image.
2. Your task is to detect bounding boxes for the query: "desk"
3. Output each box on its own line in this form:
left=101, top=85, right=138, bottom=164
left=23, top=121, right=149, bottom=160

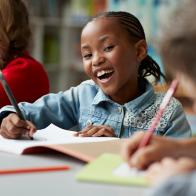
left=0, top=152, right=148, bottom=196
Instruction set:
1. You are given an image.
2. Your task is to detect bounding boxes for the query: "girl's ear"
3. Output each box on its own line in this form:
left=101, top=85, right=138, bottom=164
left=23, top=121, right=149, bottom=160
left=135, top=40, right=147, bottom=62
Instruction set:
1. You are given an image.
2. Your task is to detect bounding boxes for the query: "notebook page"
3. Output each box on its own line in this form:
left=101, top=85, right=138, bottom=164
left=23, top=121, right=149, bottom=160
left=0, top=124, right=118, bottom=154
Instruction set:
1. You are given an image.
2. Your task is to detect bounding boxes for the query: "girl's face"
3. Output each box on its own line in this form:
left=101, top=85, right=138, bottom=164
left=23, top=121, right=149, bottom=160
left=81, top=17, right=147, bottom=104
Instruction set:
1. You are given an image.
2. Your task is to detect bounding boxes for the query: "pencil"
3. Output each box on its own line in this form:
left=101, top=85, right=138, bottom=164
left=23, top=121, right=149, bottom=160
left=0, top=70, right=33, bottom=139
left=0, top=165, right=70, bottom=175
left=0, top=70, right=25, bottom=120
left=138, top=79, right=179, bottom=148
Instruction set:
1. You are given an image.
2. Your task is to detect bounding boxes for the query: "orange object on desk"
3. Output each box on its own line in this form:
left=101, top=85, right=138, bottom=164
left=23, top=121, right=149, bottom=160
left=0, top=165, right=70, bottom=175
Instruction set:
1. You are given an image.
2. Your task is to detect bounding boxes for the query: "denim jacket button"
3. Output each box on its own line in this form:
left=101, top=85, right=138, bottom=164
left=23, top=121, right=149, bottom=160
left=86, top=120, right=93, bottom=126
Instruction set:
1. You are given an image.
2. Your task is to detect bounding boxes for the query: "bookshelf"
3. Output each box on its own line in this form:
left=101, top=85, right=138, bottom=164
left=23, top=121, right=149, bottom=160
left=24, top=0, right=91, bottom=92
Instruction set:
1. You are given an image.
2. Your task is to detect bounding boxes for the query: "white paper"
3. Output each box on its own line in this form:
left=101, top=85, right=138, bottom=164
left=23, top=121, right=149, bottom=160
left=0, top=124, right=118, bottom=154
left=113, top=163, right=145, bottom=177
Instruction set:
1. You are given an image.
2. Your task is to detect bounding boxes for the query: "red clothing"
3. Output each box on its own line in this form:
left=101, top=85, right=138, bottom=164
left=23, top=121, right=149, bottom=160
left=0, top=53, right=49, bottom=108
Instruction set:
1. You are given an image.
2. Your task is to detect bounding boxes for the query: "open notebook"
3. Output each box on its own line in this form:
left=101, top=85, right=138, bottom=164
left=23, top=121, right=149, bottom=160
left=0, top=124, right=122, bottom=162
left=76, top=153, right=149, bottom=187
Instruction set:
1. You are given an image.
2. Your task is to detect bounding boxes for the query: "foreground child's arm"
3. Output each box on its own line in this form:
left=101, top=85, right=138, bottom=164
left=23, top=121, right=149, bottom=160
left=145, top=159, right=196, bottom=196
left=121, top=132, right=196, bottom=169
left=0, top=113, right=36, bottom=139
left=145, top=157, right=196, bottom=185
left=74, top=124, right=116, bottom=137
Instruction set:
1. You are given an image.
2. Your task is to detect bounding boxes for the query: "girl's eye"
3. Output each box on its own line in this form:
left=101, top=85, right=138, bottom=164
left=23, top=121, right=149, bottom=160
left=82, top=53, right=92, bottom=60
left=104, top=45, right=114, bottom=52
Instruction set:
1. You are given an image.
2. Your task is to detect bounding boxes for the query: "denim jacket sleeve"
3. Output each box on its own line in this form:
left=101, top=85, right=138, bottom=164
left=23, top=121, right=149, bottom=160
left=0, top=85, right=83, bottom=129
left=0, top=80, right=101, bottom=130
left=161, top=101, right=191, bottom=138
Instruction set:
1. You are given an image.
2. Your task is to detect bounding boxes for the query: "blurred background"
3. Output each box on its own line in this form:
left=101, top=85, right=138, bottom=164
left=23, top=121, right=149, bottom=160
left=24, top=0, right=180, bottom=93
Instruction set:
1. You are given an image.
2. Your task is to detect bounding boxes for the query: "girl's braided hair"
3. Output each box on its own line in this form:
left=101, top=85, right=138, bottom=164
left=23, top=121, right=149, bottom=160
left=93, top=11, right=165, bottom=82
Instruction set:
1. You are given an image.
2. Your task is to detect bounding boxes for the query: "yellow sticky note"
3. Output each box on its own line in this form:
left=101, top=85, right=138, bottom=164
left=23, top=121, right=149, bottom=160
left=76, top=153, right=150, bottom=187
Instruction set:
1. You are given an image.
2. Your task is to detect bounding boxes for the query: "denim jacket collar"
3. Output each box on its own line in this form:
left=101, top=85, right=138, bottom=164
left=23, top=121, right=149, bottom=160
left=124, top=83, right=155, bottom=113
left=92, top=81, right=155, bottom=112
left=92, top=88, right=113, bottom=105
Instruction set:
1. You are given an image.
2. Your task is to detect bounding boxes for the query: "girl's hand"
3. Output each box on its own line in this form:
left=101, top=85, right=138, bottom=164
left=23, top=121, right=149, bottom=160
left=121, top=132, right=182, bottom=169
left=0, top=113, right=36, bottom=139
left=145, top=157, right=196, bottom=185
left=74, top=124, right=116, bottom=137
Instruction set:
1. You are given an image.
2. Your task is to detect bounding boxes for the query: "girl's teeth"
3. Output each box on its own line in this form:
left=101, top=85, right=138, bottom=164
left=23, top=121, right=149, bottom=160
left=97, top=70, right=113, bottom=77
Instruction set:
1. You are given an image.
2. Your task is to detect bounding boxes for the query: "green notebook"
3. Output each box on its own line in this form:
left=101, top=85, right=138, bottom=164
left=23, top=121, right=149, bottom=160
left=76, top=153, right=150, bottom=187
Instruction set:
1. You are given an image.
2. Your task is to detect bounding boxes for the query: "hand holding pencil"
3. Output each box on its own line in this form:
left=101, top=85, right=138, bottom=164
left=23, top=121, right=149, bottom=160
left=0, top=71, right=36, bottom=139
left=121, top=132, right=183, bottom=169
left=0, top=113, right=36, bottom=139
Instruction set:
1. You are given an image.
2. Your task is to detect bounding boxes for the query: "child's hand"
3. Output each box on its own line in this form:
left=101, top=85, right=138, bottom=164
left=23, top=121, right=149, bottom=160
left=121, top=132, right=182, bottom=169
left=74, top=124, right=116, bottom=137
left=0, top=113, right=36, bottom=139
left=145, top=157, right=196, bottom=185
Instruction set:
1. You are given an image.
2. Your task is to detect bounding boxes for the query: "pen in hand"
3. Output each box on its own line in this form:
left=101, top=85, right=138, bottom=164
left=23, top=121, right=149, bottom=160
left=0, top=70, right=33, bottom=139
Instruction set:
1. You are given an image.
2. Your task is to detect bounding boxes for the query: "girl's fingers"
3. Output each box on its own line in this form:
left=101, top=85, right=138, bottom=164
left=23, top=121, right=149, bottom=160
left=76, top=125, right=115, bottom=137
left=9, top=113, right=27, bottom=127
left=73, top=125, right=92, bottom=136
left=75, top=125, right=93, bottom=136
left=2, top=113, right=27, bottom=131
left=101, top=125, right=114, bottom=133
left=0, top=126, right=28, bottom=139
left=90, top=125, right=115, bottom=136
left=92, top=128, right=115, bottom=137
left=1, top=119, right=23, bottom=139
left=0, top=114, right=37, bottom=139
left=104, top=127, right=116, bottom=136
left=73, top=132, right=79, bottom=136
left=78, top=127, right=99, bottom=137
left=26, top=121, right=37, bottom=137
left=0, top=129, right=17, bottom=139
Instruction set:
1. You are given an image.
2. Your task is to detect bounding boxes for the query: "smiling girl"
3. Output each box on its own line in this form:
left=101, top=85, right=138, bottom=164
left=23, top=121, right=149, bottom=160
left=0, top=11, right=191, bottom=139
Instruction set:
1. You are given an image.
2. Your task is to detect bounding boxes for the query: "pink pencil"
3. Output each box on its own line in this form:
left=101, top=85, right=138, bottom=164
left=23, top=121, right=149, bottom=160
left=138, top=79, right=179, bottom=148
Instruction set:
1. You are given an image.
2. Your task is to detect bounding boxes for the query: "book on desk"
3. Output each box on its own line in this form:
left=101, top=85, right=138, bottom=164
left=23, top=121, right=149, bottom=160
left=0, top=124, right=123, bottom=162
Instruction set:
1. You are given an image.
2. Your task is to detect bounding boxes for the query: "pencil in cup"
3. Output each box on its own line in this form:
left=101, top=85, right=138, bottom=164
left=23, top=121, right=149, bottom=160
left=138, top=79, right=179, bottom=148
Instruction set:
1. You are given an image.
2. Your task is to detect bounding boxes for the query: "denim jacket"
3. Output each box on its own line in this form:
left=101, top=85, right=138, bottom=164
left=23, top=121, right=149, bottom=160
left=0, top=80, right=191, bottom=138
